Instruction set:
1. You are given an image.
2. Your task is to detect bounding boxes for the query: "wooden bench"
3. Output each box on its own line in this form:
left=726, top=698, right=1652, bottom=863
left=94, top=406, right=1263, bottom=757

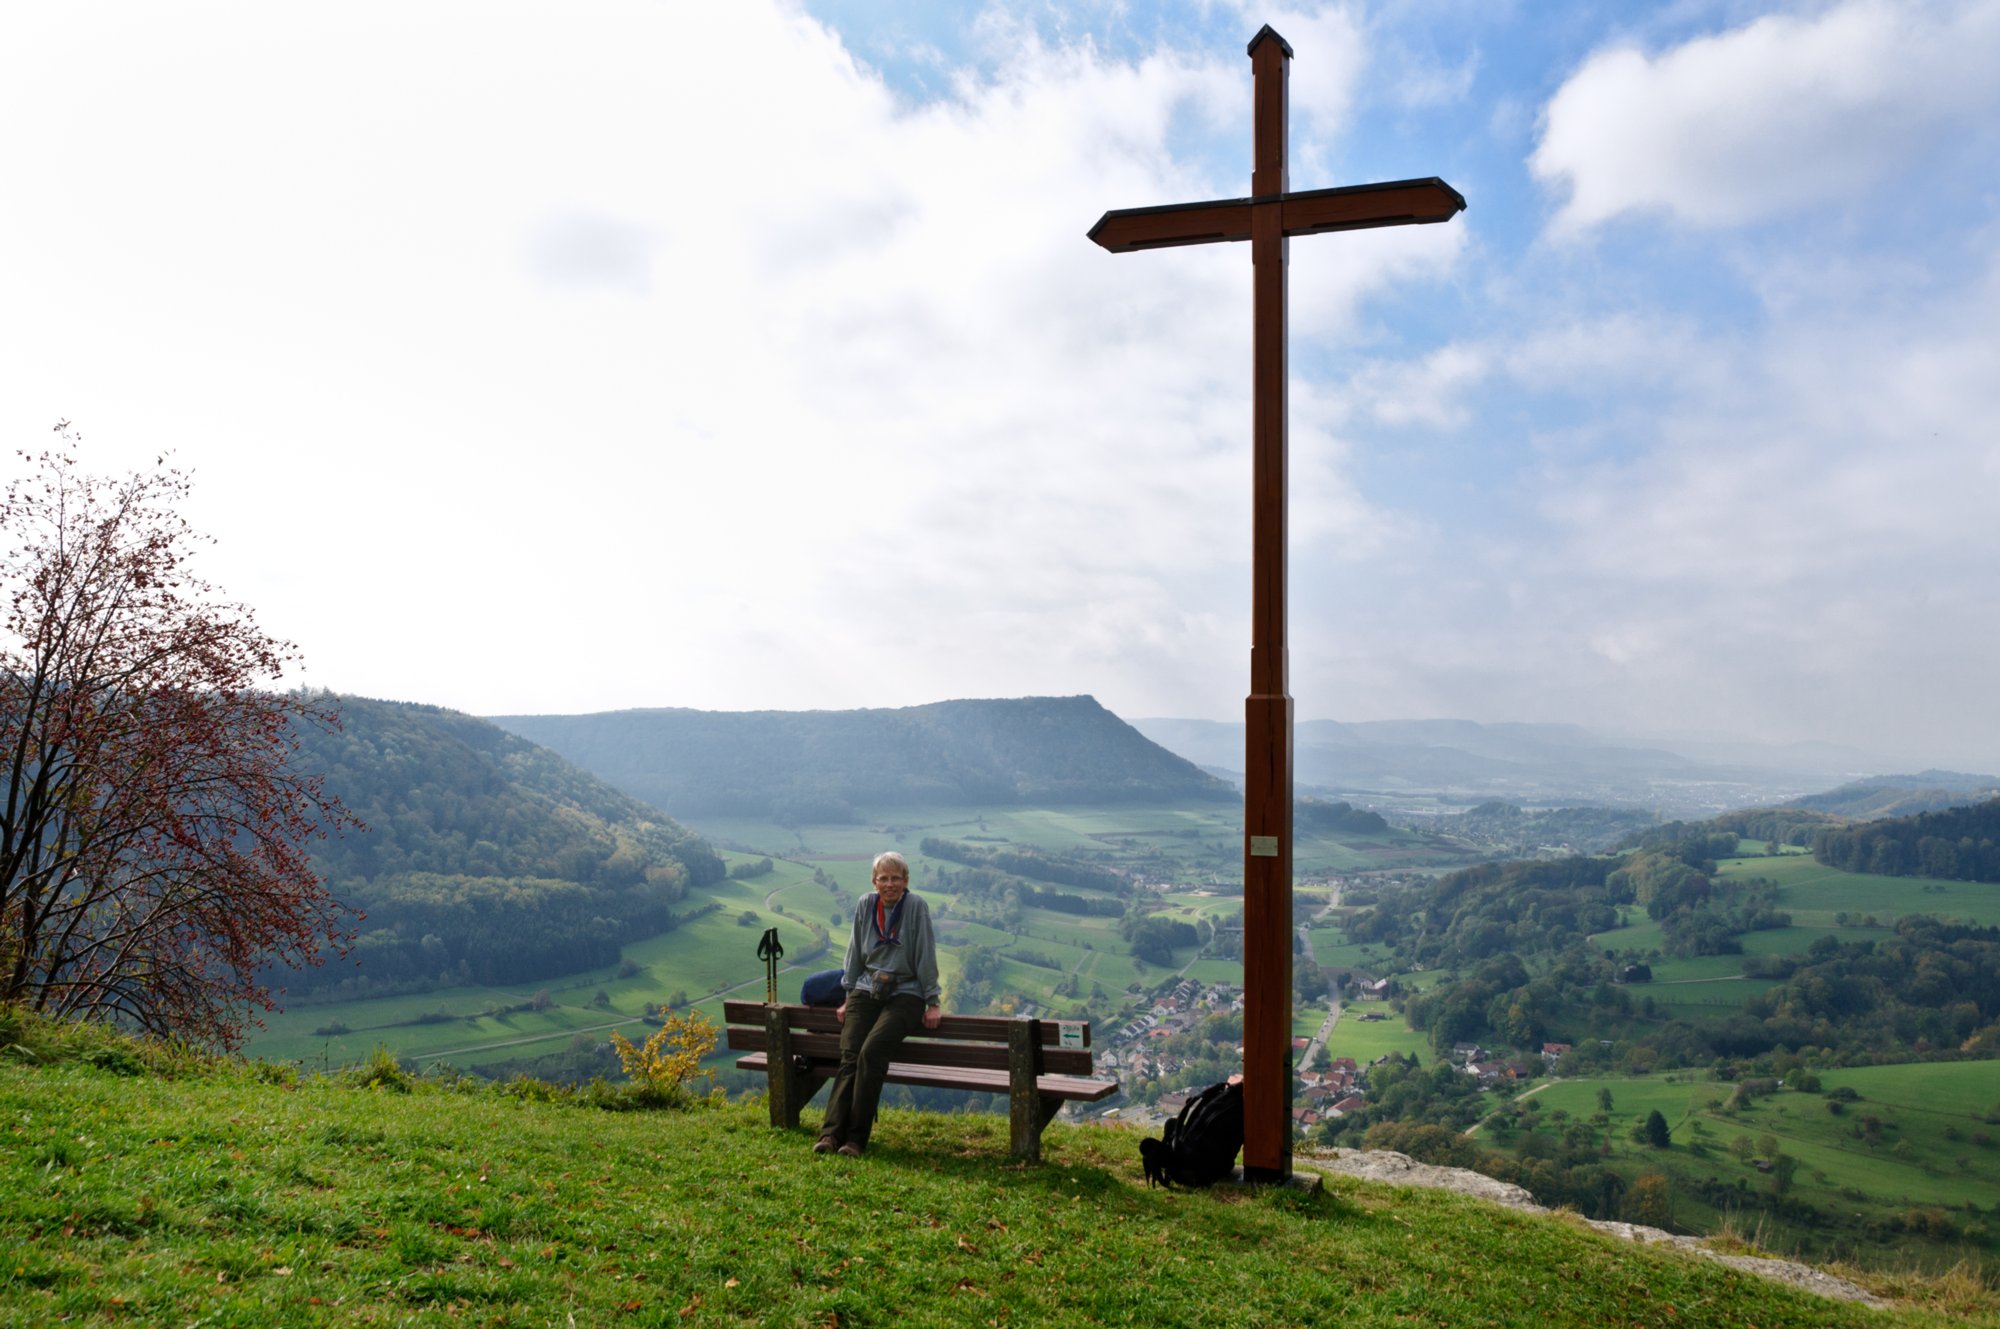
left=722, top=1000, right=1118, bottom=1162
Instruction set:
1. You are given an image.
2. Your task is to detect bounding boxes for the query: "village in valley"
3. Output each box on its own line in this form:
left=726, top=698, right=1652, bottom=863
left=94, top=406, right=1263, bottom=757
left=1080, top=972, right=1378, bottom=1133
left=1054, top=858, right=1589, bottom=1136
left=1084, top=963, right=1574, bottom=1134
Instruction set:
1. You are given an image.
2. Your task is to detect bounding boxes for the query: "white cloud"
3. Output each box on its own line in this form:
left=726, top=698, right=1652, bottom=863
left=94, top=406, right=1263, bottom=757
left=1397, top=242, right=2000, bottom=764
left=1345, top=343, right=1490, bottom=428
left=0, top=0, right=1469, bottom=723
left=15, top=1, right=1990, bottom=773
left=1533, top=0, right=2000, bottom=234
left=527, top=214, right=658, bottom=294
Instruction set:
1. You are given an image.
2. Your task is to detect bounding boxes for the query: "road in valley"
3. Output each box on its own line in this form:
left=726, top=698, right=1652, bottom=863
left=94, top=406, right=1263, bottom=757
left=1295, top=881, right=1344, bottom=1072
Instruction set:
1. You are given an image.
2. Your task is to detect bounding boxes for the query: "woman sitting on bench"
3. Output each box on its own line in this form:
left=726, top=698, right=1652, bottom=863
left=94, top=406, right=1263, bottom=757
left=815, top=851, right=942, bottom=1157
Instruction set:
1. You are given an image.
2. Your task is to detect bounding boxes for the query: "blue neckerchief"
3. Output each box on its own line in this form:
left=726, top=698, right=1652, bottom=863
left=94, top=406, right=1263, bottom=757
left=873, top=893, right=905, bottom=946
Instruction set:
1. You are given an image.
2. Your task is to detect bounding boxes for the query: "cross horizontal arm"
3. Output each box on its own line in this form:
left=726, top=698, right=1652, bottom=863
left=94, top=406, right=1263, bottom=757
left=1087, top=197, right=1253, bottom=252
left=1281, top=177, right=1465, bottom=238
left=1087, top=177, right=1465, bottom=253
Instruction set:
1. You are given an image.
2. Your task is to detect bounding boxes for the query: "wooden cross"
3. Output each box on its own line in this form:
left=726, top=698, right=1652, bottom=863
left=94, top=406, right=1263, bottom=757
left=1088, top=25, right=1463, bottom=1181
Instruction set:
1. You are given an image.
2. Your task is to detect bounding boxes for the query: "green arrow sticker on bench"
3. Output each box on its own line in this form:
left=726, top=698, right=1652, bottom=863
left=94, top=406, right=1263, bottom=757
left=1059, top=1022, right=1085, bottom=1050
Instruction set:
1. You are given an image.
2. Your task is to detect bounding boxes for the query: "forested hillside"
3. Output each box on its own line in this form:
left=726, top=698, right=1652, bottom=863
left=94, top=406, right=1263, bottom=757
left=276, top=696, right=725, bottom=999
left=1342, top=838, right=2000, bottom=1070
left=489, top=695, right=1233, bottom=820
left=1813, top=796, right=2000, bottom=880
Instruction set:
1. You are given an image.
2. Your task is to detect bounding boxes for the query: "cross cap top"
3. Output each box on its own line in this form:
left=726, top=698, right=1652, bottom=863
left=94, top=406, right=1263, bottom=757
left=1086, top=27, right=1463, bottom=253
left=1246, top=25, right=1294, bottom=59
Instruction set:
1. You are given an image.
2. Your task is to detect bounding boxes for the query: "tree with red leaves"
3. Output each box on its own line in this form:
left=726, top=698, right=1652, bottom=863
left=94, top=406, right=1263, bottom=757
left=0, top=427, right=357, bottom=1049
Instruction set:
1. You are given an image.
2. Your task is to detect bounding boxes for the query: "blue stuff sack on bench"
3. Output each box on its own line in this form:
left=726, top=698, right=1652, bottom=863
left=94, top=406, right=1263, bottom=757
left=799, top=968, right=845, bottom=1008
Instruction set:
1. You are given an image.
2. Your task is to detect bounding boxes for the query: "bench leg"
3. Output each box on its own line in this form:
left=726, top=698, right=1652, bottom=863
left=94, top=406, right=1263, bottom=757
left=1008, top=1019, right=1045, bottom=1162
left=766, top=1007, right=805, bottom=1129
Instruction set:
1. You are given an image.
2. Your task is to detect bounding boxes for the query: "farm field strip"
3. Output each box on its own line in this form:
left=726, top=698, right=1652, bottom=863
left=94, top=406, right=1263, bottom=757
left=1508, top=1062, right=2000, bottom=1221
left=1720, top=855, right=2000, bottom=926
left=247, top=798, right=1503, bottom=1075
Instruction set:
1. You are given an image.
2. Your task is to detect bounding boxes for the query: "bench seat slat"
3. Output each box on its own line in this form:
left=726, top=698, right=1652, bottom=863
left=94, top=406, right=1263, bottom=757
left=735, top=1052, right=1117, bottom=1103
left=725, top=1026, right=1098, bottom=1077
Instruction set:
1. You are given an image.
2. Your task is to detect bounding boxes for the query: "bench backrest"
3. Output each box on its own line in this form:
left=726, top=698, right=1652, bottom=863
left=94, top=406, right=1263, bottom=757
left=722, top=1000, right=1097, bottom=1076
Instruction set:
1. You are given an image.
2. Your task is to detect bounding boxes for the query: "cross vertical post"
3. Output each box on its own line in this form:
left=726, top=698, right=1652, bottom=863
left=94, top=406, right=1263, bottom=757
left=1243, top=26, right=1294, bottom=1184
left=1088, top=26, right=1464, bottom=1181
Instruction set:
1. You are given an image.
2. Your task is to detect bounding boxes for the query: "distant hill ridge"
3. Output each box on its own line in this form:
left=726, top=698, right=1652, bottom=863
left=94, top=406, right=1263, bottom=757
left=489, top=696, right=1233, bottom=820
left=1781, top=770, right=2000, bottom=819
left=1130, top=716, right=1898, bottom=818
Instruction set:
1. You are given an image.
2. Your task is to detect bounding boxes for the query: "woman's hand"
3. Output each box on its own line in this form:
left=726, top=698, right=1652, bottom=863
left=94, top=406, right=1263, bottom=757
left=835, top=1001, right=846, bottom=1025
left=923, top=1005, right=943, bottom=1030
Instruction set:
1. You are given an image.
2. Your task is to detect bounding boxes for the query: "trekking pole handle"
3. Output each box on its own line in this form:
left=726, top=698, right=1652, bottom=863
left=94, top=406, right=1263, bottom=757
left=756, top=927, right=783, bottom=1004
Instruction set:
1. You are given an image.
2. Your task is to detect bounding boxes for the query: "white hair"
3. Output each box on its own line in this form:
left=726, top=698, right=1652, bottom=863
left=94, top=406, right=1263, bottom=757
left=872, top=851, right=909, bottom=878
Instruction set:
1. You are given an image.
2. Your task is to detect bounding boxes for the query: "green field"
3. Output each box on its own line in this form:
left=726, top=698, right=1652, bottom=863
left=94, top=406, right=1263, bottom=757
left=1717, top=854, right=2000, bottom=927
left=1500, top=1060, right=2000, bottom=1270
left=1324, top=1003, right=1431, bottom=1068
left=1306, top=931, right=1391, bottom=974
left=248, top=800, right=1461, bottom=1074
left=1590, top=856, right=1992, bottom=1000
left=248, top=854, right=841, bottom=1070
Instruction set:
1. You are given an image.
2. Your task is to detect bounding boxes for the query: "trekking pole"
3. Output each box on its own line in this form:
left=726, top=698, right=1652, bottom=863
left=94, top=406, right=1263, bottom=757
left=756, top=927, right=784, bottom=1005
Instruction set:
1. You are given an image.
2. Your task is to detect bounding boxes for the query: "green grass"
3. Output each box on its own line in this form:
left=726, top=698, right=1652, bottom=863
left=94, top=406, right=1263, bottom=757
left=244, top=817, right=1102, bottom=1069
left=1497, top=1061, right=2000, bottom=1276
left=1716, top=856, right=2000, bottom=928
left=6, top=1030, right=1989, bottom=1328
left=1593, top=856, right=1997, bottom=966
left=1587, top=856, right=1989, bottom=1008
left=1306, top=931, right=1390, bottom=973
left=1326, top=1003, right=1432, bottom=1067
left=249, top=885, right=837, bottom=1072
left=1182, top=957, right=1249, bottom=986
left=252, top=800, right=1460, bottom=1075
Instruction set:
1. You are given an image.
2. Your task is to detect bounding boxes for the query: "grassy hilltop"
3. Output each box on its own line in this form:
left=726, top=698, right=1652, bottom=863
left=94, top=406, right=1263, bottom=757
left=6, top=1019, right=1997, bottom=1328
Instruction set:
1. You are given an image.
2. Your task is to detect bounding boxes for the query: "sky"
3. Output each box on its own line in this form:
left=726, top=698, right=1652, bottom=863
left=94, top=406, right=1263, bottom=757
left=4, top=1, right=1997, bottom=772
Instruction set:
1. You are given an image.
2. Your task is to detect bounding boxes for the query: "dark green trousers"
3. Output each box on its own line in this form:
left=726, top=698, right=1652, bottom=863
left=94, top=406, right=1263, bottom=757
left=820, top=991, right=925, bottom=1149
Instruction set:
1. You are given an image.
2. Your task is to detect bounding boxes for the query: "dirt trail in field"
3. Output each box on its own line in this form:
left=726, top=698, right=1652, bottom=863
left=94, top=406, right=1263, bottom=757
left=1463, top=1077, right=1559, bottom=1137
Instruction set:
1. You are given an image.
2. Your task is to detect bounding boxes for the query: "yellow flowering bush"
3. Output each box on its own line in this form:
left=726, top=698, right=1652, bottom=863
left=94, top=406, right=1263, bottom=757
left=608, top=1010, right=717, bottom=1107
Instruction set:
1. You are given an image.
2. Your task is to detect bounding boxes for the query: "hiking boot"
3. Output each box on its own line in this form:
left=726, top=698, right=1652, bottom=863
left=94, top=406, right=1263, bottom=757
left=837, top=1142, right=863, bottom=1157
left=813, top=1137, right=837, bottom=1154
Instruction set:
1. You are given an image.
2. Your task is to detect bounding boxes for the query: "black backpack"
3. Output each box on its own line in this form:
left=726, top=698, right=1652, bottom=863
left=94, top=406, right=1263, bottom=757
left=1139, top=1079, right=1244, bottom=1188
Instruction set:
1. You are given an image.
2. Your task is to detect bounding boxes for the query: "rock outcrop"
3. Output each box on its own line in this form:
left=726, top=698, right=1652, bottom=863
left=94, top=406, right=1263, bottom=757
left=1298, top=1148, right=1883, bottom=1307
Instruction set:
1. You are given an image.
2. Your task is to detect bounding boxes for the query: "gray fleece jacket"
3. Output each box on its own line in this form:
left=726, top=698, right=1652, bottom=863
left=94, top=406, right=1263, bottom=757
left=840, top=891, right=942, bottom=1005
